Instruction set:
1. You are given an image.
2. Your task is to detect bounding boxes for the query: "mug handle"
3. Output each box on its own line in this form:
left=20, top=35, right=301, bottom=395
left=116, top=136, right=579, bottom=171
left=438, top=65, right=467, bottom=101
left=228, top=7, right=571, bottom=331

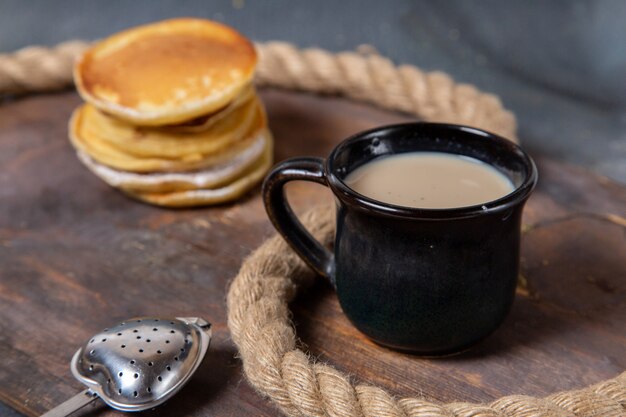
left=262, top=157, right=335, bottom=284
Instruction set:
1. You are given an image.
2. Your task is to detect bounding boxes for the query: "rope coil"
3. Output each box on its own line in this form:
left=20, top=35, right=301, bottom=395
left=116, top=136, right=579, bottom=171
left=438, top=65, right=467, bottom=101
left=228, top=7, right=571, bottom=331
left=0, top=40, right=516, bottom=141
left=0, top=39, right=623, bottom=416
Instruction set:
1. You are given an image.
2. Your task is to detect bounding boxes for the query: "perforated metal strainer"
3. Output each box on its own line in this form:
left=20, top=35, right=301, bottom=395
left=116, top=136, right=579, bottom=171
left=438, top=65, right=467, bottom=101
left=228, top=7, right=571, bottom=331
left=41, top=317, right=211, bottom=416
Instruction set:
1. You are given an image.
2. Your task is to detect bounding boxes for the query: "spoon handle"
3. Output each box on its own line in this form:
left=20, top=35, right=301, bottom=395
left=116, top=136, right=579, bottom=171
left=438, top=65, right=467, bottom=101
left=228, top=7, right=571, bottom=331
left=40, top=389, right=98, bottom=417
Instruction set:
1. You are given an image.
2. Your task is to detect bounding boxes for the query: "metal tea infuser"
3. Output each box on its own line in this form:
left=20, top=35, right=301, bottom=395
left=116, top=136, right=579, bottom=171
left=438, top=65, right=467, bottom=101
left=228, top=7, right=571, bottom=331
left=41, top=317, right=211, bottom=416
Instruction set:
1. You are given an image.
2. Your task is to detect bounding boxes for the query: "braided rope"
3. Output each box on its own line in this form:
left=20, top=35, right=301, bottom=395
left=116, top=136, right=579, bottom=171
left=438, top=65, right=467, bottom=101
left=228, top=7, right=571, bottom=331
left=254, top=42, right=517, bottom=141
left=1, top=39, right=623, bottom=416
left=0, top=40, right=516, bottom=141
left=0, top=40, right=87, bottom=95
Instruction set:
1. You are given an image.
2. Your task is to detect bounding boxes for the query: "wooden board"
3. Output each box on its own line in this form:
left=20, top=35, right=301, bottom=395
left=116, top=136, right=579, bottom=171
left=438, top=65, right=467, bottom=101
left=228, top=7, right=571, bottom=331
left=0, top=90, right=624, bottom=417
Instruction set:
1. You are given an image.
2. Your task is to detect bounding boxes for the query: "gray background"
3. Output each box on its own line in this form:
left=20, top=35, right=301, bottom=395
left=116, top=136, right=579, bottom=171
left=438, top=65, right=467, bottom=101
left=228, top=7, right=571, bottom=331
left=1, top=0, right=625, bottom=182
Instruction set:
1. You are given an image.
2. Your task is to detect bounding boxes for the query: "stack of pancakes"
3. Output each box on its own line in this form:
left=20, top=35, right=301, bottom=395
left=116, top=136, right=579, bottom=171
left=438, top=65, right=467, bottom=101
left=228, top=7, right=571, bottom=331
left=69, top=18, right=272, bottom=207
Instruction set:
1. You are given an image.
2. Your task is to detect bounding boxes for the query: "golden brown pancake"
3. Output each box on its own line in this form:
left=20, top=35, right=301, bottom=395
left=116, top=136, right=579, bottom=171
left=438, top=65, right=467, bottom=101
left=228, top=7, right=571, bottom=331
left=69, top=95, right=267, bottom=172
left=160, top=83, right=254, bottom=133
left=74, top=18, right=257, bottom=126
left=76, top=129, right=270, bottom=193
left=124, top=135, right=273, bottom=207
left=73, top=94, right=259, bottom=158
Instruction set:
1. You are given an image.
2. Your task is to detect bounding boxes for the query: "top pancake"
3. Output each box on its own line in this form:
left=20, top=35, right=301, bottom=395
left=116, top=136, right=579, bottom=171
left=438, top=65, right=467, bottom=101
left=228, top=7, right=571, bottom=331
left=74, top=18, right=257, bottom=126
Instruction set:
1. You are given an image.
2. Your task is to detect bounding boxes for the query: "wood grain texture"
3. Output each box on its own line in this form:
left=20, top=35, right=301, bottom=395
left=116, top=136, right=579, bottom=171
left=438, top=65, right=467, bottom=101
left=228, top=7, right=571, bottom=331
left=0, top=90, right=624, bottom=417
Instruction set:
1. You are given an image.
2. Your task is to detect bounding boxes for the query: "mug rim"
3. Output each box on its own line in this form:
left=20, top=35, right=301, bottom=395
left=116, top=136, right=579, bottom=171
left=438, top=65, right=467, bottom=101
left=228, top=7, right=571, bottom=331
left=325, top=122, right=538, bottom=220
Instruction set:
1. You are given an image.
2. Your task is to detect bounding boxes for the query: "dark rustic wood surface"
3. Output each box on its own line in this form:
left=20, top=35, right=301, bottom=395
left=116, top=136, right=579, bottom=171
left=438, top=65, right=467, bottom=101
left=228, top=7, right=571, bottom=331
left=0, top=90, right=624, bottom=417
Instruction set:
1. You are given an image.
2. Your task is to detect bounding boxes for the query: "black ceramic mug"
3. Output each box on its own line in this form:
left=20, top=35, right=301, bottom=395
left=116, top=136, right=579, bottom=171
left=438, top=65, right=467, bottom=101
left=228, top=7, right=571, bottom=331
left=263, top=123, right=537, bottom=355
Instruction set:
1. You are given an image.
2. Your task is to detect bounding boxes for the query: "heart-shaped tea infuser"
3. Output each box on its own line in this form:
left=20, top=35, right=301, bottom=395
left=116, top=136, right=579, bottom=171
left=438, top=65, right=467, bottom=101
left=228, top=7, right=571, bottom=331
left=41, top=317, right=211, bottom=416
